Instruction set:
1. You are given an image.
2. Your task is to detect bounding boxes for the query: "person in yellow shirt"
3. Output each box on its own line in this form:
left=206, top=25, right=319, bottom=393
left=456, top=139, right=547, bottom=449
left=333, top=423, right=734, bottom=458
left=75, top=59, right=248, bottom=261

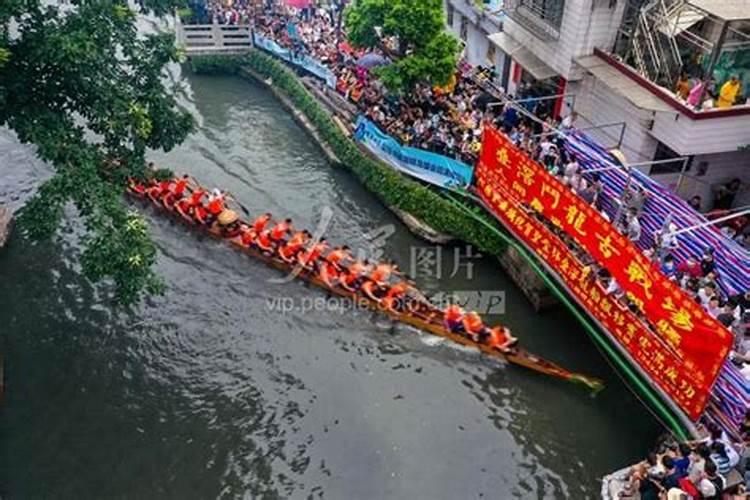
left=717, top=75, right=741, bottom=108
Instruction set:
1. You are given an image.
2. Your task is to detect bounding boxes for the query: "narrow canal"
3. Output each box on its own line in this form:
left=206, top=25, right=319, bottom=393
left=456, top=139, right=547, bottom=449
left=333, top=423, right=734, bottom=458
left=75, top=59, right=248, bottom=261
left=0, top=69, right=661, bottom=498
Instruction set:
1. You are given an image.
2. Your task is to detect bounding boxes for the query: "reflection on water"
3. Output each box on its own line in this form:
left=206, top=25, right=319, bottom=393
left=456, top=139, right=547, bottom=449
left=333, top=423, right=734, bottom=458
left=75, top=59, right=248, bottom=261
left=0, top=72, right=660, bottom=499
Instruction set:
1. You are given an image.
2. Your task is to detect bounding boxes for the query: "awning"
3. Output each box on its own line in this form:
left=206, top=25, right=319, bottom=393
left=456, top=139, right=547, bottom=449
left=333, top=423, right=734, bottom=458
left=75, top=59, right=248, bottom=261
left=488, top=32, right=557, bottom=81
left=657, top=5, right=707, bottom=36
left=575, top=54, right=673, bottom=112
left=689, top=0, right=750, bottom=21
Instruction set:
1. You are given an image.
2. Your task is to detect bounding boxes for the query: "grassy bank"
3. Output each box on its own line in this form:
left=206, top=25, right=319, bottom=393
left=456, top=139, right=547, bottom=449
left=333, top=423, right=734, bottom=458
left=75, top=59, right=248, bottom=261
left=188, top=52, right=506, bottom=256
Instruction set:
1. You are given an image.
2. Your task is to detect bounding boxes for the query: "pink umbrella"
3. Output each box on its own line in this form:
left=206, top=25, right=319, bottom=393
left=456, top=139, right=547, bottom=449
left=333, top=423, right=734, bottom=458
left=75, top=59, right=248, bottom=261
left=286, top=0, right=312, bottom=8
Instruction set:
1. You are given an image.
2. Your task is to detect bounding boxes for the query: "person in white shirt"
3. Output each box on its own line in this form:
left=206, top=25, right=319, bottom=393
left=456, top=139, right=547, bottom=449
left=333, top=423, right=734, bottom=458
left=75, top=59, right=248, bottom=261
left=564, top=156, right=580, bottom=178
left=625, top=209, right=642, bottom=242
left=561, top=111, right=578, bottom=130
left=706, top=297, right=722, bottom=318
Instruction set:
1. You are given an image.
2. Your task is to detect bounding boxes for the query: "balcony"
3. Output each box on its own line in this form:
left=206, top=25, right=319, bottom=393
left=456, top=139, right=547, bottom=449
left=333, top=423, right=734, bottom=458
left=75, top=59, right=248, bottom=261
left=503, top=0, right=564, bottom=41
left=578, top=49, right=750, bottom=155
left=449, top=0, right=505, bottom=33
left=611, top=0, right=750, bottom=113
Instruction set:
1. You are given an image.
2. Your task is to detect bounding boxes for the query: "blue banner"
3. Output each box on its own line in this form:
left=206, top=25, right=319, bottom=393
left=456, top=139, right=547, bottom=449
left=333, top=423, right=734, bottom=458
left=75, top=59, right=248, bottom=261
left=252, top=32, right=336, bottom=88
left=353, top=117, right=473, bottom=188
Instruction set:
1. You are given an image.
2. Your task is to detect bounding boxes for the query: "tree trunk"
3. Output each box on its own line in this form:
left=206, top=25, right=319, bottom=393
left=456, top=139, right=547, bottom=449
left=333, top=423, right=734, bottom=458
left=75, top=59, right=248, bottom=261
left=0, top=205, right=14, bottom=249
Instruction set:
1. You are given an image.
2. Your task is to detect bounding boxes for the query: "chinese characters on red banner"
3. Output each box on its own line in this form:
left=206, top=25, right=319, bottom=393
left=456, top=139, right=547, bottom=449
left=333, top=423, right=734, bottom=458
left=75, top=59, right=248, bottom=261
left=476, top=126, right=732, bottom=420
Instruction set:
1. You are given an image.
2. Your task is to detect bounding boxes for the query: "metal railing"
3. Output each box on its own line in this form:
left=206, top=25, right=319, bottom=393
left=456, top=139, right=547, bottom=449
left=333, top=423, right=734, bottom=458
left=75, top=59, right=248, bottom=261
left=503, top=0, right=564, bottom=41
left=176, top=19, right=253, bottom=54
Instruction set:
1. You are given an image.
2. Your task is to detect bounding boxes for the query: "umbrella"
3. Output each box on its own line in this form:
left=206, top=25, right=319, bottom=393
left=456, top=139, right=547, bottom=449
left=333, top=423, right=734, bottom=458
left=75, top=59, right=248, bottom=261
left=356, top=53, right=388, bottom=69
left=286, top=0, right=311, bottom=8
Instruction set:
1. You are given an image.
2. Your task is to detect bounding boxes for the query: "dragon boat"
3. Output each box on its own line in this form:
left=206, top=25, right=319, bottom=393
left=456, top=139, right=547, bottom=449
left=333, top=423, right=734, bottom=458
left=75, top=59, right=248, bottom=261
left=127, top=177, right=604, bottom=391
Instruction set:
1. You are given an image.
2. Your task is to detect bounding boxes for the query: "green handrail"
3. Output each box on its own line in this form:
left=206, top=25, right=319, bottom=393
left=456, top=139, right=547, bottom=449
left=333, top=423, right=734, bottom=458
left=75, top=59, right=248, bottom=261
left=441, top=190, right=690, bottom=440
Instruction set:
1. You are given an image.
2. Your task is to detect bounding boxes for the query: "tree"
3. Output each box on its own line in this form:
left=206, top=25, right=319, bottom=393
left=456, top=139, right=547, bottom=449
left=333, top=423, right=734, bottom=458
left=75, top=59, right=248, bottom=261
left=0, top=0, right=192, bottom=304
left=344, top=0, right=460, bottom=92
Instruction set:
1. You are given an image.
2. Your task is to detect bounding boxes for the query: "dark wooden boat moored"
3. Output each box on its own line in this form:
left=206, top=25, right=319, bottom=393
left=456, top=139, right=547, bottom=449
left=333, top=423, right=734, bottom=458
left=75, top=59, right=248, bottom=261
left=128, top=183, right=604, bottom=392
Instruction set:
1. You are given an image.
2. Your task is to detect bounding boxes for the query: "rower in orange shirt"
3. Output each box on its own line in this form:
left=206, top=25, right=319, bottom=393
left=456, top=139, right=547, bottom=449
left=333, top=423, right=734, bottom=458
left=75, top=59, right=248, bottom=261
left=279, top=230, right=310, bottom=263
left=487, top=326, right=518, bottom=353
left=128, top=177, right=151, bottom=196
left=193, top=203, right=209, bottom=225
left=443, top=304, right=464, bottom=332
left=163, top=175, right=190, bottom=208
left=177, top=187, right=204, bottom=212
left=256, top=229, right=274, bottom=254
left=381, top=282, right=410, bottom=312
left=369, top=262, right=394, bottom=286
left=206, top=190, right=225, bottom=222
left=147, top=178, right=171, bottom=203
left=252, top=213, right=272, bottom=234
left=238, top=224, right=256, bottom=248
left=361, top=279, right=382, bottom=302
left=270, top=218, right=293, bottom=243
left=318, top=260, right=340, bottom=288
left=461, top=311, right=487, bottom=342
left=298, top=238, right=328, bottom=270
left=325, top=245, right=352, bottom=271
left=341, top=259, right=371, bottom=292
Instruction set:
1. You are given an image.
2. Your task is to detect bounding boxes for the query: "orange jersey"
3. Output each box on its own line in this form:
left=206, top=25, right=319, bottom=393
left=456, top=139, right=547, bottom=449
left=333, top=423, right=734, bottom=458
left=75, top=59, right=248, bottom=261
left=444, top=305, right=463, bottom=323
left=462, top=312, right=484, bottom=334
left=207, top=197, right=224, bottom=215
left=189, top=189, right=205, bottom=206
left=385, top=282, right=408, bottom=298
left=173, top=178, right=188, bottom=196
left=240, top=229, right=255, bottom=246
left=346, top=261, right=369, bottom=282
left=361, top=280, right=379, bottom=298
left=370, top=264, right=392, bottom=283
left=130, top=179, right=147, bottom=194
left=194, top=205, right=208, bottom=221
left=326, top=249, right=348, bottom=265
left=286, top=232, right=308, bottom=249
left=257, top=230, right=272, bottom=249
left=319, top=262, right=339, bottom=285
left=488, top=327, right=509, bottom=348
left=299, top=243, right=327, bottom=265
left=252, top=214, right=271, bottom=233
left=270, top=222, right=290, bottom=241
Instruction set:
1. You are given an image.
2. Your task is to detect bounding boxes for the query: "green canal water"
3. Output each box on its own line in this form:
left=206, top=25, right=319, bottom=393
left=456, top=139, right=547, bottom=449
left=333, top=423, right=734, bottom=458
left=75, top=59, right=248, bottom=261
left=0, top=69, right=660, bottom=499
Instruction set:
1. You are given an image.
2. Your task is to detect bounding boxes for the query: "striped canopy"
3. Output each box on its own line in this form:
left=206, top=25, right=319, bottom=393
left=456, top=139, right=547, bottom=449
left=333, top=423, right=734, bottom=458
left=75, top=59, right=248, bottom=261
left=562, top=130, right=750, bottom=432
left=563, top=131, right=749, bottom=297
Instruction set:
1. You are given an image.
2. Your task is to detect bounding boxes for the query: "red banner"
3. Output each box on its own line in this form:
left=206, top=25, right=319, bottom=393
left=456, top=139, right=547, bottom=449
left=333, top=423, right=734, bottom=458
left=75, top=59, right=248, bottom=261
left=476, top=126, right=732, bottom=420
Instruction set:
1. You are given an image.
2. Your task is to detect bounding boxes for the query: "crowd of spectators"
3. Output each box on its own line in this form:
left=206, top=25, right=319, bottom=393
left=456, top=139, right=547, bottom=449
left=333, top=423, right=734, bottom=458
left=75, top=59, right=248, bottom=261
left=251, top=2, right=493, bottom=165
left=615, top=421, right=750, bottom=499
left=674, top=72, right=747, bottom=110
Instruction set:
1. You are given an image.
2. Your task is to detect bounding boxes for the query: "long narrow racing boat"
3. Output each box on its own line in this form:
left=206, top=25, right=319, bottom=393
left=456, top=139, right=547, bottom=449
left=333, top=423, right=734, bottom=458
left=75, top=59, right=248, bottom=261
left=127, top=178, right=604, bottom=391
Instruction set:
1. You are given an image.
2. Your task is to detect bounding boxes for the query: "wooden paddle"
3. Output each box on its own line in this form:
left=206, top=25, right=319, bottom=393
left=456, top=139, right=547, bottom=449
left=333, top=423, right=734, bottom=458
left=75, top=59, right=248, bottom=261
left=225, top=192, right=252, bottom=217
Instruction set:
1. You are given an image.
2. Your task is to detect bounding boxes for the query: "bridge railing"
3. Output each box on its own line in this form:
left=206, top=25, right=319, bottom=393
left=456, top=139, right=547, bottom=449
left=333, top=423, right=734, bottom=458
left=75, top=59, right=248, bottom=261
left=176, top=19, right=253, bottom=53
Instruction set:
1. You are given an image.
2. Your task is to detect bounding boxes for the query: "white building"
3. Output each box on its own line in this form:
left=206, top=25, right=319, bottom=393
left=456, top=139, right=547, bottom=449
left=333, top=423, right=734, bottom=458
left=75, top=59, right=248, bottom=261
left=444, top=0, right=506, bottom=70
left=449, top=0, right=750, bottom=210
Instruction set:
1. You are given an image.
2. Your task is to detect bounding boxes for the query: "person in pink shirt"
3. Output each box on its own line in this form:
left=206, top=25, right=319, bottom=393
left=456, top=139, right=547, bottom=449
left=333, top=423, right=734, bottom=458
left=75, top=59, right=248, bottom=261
left=677, top=256, right=703, bottom=279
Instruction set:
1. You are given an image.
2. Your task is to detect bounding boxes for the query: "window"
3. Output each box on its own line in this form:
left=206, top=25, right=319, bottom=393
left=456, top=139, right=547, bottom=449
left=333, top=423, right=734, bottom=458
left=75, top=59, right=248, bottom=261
left=486, top=42, right=496, bottom=66
left=522, top=0, right=565, bottom=29
left=508, top=0, right=566, bottom=38
left=447, top=4, right=454, bottom=26
left=460, top=15, right=469, bottom=41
